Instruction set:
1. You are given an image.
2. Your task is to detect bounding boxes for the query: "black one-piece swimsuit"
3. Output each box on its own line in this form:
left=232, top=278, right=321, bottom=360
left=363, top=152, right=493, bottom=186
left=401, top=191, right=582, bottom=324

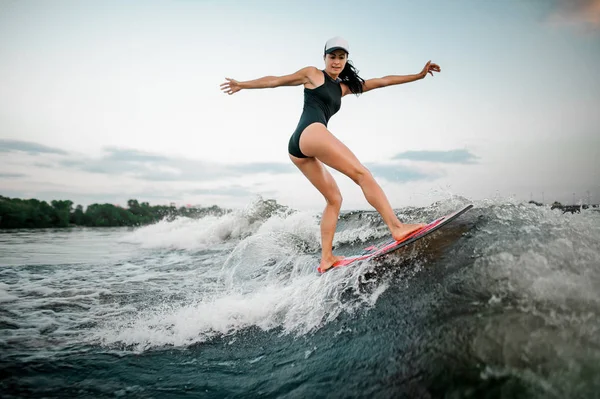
left=288, top=70, right=342, bottom=158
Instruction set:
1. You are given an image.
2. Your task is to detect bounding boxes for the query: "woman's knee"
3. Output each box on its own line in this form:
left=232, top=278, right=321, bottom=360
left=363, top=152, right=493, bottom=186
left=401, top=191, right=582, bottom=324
left=351, top=166, right=373, bottom=186
left=326, top=191, right=343, bottom=209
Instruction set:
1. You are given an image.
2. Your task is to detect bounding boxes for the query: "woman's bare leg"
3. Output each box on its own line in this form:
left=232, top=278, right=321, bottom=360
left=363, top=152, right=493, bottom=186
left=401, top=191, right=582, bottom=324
left=299, top=123, right=424, bottom=241
left=289, top=154, right=345, bottom=271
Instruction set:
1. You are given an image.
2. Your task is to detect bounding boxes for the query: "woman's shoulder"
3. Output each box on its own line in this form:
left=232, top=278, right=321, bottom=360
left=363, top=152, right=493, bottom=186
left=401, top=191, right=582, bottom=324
left=298, top=66, right=324, bottom=87
left=301, top=66, right=322, bottom=76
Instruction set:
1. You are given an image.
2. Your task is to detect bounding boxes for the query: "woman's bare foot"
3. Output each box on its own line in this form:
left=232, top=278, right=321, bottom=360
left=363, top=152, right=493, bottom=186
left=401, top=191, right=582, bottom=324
left=391, top=223, right=426, bottom=242
left=318, top=254, right=345, bottom=273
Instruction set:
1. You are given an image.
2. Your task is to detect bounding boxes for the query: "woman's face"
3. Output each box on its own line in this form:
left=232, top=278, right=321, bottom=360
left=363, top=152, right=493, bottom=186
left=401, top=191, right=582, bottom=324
left=324, top=50, right=347, bottom=75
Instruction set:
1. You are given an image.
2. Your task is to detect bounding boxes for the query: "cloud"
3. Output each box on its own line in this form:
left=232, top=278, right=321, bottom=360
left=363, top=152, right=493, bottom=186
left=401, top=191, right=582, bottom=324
left=0, top=173, right=27, bottom=178
left=58, top=148, right=295, bottom=181
left=103, top=147, right=170, bottom=163
left=2, top=142, right=443, bottom=207
left=189, top=185, right=257, bottom=196
left=391, top=149, right=478, bottom=164
left=0, top=139, right=68, bottom=155
left=34, top=162, right=55, bottom=168
left=8, top=142, right=442, bottom=184
left=547, top=0, right=600, bottom=30
left=229, top=162, right=295, bottom=175
left=365, top=163, right=440, bottom=182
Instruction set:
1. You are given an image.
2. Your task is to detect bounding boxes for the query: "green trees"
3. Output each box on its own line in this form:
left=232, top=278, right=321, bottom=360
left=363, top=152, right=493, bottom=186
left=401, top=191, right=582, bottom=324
left=0, top=197, right=55, bottom=228
left=71, top=205, right=85, bottom=225
left=0, top=196, right=224, bottom=229
left=51, top=200, right=73, bottom=227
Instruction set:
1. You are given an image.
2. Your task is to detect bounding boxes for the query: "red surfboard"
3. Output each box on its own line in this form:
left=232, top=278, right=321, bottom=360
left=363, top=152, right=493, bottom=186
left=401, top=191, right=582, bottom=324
left=318, top=204, right=473, bottom=273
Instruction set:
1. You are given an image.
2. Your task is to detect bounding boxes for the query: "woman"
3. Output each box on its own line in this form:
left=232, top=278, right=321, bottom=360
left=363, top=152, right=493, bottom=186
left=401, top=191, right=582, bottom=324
left=220, top=36, right=441, bottom=272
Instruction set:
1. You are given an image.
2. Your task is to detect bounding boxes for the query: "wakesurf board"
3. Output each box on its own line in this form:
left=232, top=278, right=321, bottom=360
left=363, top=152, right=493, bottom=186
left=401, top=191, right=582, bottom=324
left=318, top=204, right=473, bottom=273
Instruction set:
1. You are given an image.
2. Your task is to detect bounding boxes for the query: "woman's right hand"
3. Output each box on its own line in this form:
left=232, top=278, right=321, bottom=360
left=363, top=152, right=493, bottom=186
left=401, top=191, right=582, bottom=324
left=220, top=78, right=242, bottom=95
left=419, top=61, right=441, bottom=79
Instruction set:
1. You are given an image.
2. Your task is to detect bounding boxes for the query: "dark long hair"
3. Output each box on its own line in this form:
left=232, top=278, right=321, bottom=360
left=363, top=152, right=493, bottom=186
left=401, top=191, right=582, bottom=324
left=339, top=60, right=365, bottom=95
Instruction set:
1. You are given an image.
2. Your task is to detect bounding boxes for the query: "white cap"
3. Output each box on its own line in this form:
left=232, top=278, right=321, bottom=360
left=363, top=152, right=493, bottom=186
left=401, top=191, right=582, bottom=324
left=324, top=36, right=349, bottom=55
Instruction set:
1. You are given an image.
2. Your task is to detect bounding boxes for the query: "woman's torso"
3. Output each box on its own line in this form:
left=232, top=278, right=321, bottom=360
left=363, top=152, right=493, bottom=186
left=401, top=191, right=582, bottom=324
left=300, top=70, right=342, bottom=126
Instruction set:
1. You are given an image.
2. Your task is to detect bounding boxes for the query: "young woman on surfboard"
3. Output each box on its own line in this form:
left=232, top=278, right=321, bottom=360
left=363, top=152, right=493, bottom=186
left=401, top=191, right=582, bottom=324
left=220, top=36, right=441, bottom=272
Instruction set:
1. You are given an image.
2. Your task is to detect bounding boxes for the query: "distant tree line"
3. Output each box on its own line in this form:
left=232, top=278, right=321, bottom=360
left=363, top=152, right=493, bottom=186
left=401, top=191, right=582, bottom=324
left=0, top=196, right=226, bottom=229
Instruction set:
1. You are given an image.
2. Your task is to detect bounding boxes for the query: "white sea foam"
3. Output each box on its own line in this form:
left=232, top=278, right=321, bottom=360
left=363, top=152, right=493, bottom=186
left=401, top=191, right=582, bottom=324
left=92, top=207, right=385, bottom=350
left=120, top=200, right=305, bottom=251
left=93, top=259, right=385, bottom=351
left=120, top=214, right=245, bottom=250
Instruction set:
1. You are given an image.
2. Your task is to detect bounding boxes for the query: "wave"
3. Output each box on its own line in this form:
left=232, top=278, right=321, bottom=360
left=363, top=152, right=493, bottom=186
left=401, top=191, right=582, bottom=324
left=90, top=197, right=600, bottom=354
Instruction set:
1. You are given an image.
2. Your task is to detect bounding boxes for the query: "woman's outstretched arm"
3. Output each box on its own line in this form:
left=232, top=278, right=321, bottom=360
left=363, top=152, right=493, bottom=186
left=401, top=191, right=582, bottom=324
left=220, top=66, right=318, bottom=95
left=361, top=61, right=441, bottom=94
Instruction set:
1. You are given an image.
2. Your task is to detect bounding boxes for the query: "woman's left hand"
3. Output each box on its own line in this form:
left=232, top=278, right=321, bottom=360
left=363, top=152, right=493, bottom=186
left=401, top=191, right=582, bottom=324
left=220, top=78, right=242, bottom=95
left=420, top=61, right=441, bottom=78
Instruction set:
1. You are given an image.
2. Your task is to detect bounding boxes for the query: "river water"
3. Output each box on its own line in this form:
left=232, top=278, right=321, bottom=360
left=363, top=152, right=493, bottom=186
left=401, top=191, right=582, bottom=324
left=1, top=198, right=599, bottom=398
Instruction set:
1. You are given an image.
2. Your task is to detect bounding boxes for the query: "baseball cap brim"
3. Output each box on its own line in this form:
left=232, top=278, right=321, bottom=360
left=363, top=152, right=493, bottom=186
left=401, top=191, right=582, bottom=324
left=324, top=46, right=349, bottom=54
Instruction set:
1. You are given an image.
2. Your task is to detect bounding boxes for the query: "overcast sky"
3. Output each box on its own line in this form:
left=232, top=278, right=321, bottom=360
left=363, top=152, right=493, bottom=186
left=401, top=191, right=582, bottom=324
left=1, top=0, right=599, bottom=210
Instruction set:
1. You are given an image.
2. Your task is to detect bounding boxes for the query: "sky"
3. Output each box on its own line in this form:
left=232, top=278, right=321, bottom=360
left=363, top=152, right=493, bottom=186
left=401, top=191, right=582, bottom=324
left=1, top=0, right=599, bottom=210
